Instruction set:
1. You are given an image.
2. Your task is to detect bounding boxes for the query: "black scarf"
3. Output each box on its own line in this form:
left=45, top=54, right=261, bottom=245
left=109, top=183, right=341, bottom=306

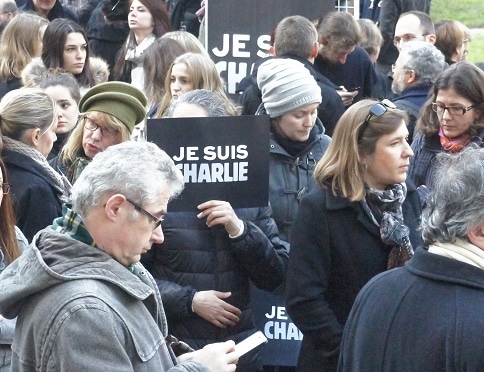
left=272, top=124, right=318, bottom=157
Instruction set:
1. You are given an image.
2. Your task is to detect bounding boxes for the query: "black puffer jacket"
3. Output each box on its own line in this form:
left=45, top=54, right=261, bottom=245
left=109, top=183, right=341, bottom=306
left=142, top=206, right=289, bottom=352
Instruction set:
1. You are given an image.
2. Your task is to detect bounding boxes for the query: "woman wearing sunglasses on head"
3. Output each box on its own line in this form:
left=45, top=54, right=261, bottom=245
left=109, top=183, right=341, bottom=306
left=50, top=81, right=147, bottom=185
left=408, top=62, right=484, bottom=203
left=285, top=99, right=422, bottom=372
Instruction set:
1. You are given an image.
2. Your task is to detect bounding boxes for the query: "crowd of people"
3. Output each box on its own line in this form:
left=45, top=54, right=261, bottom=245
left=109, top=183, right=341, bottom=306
left=0, top=0, right=483, bottom=371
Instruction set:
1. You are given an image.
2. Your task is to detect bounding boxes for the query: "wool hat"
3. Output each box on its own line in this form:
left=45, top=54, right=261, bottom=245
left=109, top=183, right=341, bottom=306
left=79, top=82, right=147, bottom=133
left=257, top=58, right=322, bottom=118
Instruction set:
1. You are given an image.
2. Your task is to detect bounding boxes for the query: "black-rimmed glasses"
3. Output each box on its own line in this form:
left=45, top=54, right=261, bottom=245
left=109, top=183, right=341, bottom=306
left=126, top=198, right=164, bottom=229
left=358, top=99, right=396, bottom=142
left=431, top=102, right=475, bottom=116
left=1, top=183, right=10, bottom=195
left=79, top=114, right=119, bottom=138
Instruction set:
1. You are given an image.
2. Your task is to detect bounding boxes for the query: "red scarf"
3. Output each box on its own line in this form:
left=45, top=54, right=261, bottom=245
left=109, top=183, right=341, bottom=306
left=439, top=128, right=471, bottom=153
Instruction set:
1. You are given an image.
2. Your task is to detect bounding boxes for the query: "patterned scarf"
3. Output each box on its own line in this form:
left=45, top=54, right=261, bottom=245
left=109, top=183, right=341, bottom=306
left=67, top=156, right=91, bottom=185
left=362, top=182, right=414, bottom=269
left=439, top=128, right=471, bottom=153
left=51, top=204, right=96, bottom=247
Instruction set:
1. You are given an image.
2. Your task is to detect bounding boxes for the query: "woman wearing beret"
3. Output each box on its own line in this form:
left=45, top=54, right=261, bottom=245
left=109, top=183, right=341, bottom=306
left=50, top=81, right=147, bottom=184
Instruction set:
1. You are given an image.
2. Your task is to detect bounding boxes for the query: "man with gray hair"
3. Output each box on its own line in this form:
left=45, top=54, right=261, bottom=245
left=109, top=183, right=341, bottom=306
left=392, top=41, right=445, bottom=141
left=339, top=147, right=484, bottom=371
left=0, top=141, right=239, bottom=371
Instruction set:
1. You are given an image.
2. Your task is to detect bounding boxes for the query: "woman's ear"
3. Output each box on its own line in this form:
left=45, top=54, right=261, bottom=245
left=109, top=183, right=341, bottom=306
left=26, top=128, right=42, bottom=147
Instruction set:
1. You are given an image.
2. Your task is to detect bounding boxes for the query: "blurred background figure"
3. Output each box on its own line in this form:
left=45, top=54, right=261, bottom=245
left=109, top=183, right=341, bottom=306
left=0, top=0, right=16, bottom=34
left=339, top=147, right=484, bottom=372
left=19, top=0, right=77, bottom=22
left=434, top=19, right=471, bottom=65
left=113, top=0, right=170, bottom=91
left=0, top=12, right=48, bottom=100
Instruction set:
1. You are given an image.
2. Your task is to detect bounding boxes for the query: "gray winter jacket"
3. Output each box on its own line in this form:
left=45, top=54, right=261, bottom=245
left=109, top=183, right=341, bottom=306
left=0, top=229, right=209, bottom=372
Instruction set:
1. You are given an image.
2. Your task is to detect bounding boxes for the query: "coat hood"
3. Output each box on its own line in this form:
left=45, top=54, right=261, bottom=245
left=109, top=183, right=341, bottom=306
left=21, top=56, right=109, bottom=95
left=0, top=229, right=154, bottom=319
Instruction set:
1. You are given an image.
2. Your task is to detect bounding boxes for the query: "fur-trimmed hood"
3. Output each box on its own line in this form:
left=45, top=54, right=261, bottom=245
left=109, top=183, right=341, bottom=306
left=21, top=56, right=109, bottom=96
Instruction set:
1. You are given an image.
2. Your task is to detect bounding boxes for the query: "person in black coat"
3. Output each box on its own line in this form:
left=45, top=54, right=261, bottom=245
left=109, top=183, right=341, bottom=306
left=286, top=99, right=422, bottom=371
left=339, top=147, right=484, bottom=372
left=142, top=89, right=289, bottom=372
left=0, top=89, right=68, bottom=241
left=20, top=0, right=78, bottom=22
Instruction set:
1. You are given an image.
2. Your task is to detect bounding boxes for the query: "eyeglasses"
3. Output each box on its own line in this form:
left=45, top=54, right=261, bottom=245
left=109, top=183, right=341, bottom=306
left=393, top=33, right=428, bottom=47
left=358, top=99, right=396, bottom=142
left=126, top=198, right=164, bottom=229
left=80, top=114, right=119, bottom=138
left=431, top=102, right=476, bottom=116
left=0, top=183, right=10, bottom=195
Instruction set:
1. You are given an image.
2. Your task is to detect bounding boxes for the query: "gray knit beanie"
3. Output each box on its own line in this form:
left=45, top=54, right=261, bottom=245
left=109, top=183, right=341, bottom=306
left=257, top=58, right=322, bottom=118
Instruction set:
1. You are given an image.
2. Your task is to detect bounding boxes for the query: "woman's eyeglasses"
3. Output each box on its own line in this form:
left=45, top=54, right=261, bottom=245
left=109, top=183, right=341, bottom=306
left=358, top=99, right=396, bottom=142
left=431, top=102, right=475, bottom=116
left=79, top=114, right=119, bottom=138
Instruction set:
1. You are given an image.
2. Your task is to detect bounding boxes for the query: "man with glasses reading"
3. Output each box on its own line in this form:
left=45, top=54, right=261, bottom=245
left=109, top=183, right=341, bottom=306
left=0, top=141, right=239, bottom=371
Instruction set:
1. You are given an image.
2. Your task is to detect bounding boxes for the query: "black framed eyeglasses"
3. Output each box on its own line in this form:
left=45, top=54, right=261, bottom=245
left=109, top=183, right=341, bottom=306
left=79, top=114, right=119, bottom=138
left=126, top=198, right=164, bottom=229
left=431, top=102, right=476, bottom=116
left=1, top=183, right=11, bottom=195
left=358, top=99, right=396, bottom=142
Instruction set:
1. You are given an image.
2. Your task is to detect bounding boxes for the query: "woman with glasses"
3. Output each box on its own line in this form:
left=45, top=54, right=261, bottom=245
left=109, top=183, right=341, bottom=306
left=285, top=99, right=422, bottom=372
left=0, top=88, right=67, bottom=242
left=51, top=81, right=147, bottom=185
left=0, top=157, right=28, bottom=372
left=408, top=62, right=484, bottom=201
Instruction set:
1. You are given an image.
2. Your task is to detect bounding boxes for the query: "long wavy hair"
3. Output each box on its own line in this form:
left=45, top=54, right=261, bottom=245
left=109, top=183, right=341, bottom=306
left=0, top=159, right=21, bottom=265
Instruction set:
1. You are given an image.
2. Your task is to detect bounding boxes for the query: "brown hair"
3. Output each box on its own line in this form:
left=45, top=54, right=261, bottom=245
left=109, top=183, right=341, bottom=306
left=314, top=100, right=408, bottom=201
left=0, top=158, right=21, bottom=265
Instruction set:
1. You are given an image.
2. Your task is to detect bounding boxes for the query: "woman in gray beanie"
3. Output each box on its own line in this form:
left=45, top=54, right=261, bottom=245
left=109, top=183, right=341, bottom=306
left=256, top=57, right=331, bottom=243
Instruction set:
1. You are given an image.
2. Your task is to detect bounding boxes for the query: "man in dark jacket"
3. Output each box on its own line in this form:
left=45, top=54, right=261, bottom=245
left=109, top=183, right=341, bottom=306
left=377, top=0, right=431, bottom=75
left=20, top=0, right=78, bottom=22
left=239, top=15, right=345, bottom=136
left=314, top=11, right=377, bottom=107
left=339, top=148, right=484, bottom=372
left=392, top=42, right=446, bottom=142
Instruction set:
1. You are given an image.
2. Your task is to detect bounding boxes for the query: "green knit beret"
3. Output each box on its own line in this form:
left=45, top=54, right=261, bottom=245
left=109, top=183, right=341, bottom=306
left=79, top=82, right=147, bottom=133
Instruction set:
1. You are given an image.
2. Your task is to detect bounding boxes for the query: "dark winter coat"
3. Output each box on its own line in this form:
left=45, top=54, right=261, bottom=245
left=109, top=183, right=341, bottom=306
left=20, top=0, right=78, bottom=22
left=314, top=46, right=377, bottom=104
left=285, top=181, right=422, bottom=372
left=2, top=148, right=63, bottom=242
left=142, top=206, right=289, bottom=368
left=339, top=247, right=484, bottom=371
left=392, top=82, right=432, bottom=141
left=268, top=119, right=331, bottom=242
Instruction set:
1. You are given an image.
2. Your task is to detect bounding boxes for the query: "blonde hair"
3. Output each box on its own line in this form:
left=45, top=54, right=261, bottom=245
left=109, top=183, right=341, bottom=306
left=154, top=52, right=238, bottom=118
left=0, top=12, right=49, bottom=82
left=314, top=100, right=408, bottom=201
left=162, top=31, right=209, bottom=57
left=60, top=111, right=132, bottom=164
left=0, top=88, right=56, bottom=144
